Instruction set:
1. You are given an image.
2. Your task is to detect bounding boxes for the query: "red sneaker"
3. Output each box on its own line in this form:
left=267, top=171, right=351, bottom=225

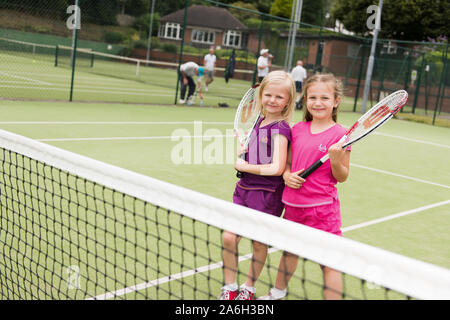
left=218, top=288, right=238, bottom=300
left=235, top=288, right=255, bottom=300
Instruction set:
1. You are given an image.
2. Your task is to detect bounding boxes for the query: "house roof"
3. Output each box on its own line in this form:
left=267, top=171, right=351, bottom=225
left=160, top=5, right=248, bottom=31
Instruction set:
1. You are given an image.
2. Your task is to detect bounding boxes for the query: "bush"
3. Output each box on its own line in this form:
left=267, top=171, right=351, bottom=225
left=162, top=43, right=177, bottom=54
left=104, top=31, right=123, bottom=44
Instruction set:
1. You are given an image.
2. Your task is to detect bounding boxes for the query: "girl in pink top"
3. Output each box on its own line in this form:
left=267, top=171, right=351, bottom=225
left=261, top=73, right=351, bottom=300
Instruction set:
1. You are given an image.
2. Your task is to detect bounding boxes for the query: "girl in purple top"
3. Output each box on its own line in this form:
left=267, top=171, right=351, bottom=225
left=260, top=73, right=351, bottom=300
left=219, top=71, right=296, bottom=300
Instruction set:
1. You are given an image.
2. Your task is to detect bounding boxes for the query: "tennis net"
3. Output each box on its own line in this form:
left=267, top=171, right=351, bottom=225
left=0, top=37, right=58, bottom=65
left=0, top=128, right=449, bottom=300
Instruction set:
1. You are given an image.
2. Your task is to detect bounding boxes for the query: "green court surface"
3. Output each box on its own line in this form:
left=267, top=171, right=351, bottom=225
left=0, top=99, right=448, bottom=299
left=0, top=46, right=253, bottom=106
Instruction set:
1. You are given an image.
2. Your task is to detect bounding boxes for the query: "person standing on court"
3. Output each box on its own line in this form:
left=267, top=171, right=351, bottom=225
left=290, top=60, right=307, bottom=109
left=204, top=46, right=216, bottom=92
left=257, top=49, right=273, bottom=83
left=179, top=61, right=204, bottom=105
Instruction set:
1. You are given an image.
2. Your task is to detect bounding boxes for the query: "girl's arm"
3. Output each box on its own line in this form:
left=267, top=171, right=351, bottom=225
left=282, top=144, right=306, bottom=189
left=328, top=142, right=350, bottom=182
left=235, top=134, right=288, bottom=176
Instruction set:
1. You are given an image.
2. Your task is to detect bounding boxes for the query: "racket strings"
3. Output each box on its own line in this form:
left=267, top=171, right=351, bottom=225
left=347, top=90, right=408, bottom=143
left=234, top=89, right=260, bottom=149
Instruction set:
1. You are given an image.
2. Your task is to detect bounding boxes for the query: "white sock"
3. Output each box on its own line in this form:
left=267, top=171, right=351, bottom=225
left=270, top=287, right=287, bottom=299
left=240, top=284, right=256, bottom=293
left=222, top=283, right=238, bottom=291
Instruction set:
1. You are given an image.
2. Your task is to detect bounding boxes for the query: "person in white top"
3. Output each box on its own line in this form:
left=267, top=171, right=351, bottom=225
left=290, top=60, right=307, bottom=109
left=179, top=62, right=204, bottom=105
left=257, top=49, right=273, bottom=83
left=203, top=46, right=216, bottom=92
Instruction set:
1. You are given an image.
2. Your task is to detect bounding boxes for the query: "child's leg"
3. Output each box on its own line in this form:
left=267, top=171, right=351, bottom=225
left=322, top=266, right=342, bottom=300
left=244, top=241, right=268, bottom=287
left=274, top=251, right=299, bottom=290
left=179, top=77, right=187, bottom=100
left=222, top=231, right=241, bottom=284
left=187, top=77, right=196, bottom=100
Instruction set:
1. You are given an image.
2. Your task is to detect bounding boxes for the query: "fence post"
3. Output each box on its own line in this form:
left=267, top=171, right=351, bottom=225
left=174, top=0, right=189, bottom=105
left=69, top=0, right=80, bottom=102
left=432, top=42, right=449, bottom=125
left=253, top=15, right=264, bottom=85
left=354, top=43, right=367, bottom=112
left=412, top=52, right=426, bottom=114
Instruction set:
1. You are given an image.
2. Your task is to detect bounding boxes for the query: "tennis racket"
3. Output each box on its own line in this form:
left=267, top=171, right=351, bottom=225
left=299, top=90, right=408, bottom=179
left=234, top=84, right=260, bottom=178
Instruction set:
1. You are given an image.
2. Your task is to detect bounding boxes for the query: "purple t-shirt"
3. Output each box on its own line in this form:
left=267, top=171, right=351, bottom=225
left=237, top=118, right=292, bottom=192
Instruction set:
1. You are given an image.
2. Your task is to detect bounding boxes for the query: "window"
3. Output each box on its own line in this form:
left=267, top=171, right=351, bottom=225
left=223, top=30, right=243, bottom=48
left=159, top=23, right=182, bottom=40
left=192, top=29, right=215, bottom=44
left=383, top=41, right=397, bottom=54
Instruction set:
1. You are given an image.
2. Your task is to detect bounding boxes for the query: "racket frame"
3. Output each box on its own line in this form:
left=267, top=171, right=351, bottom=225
left=299, top=90, right=408, bottom=179
left=234, top=84, right=261, bottom=178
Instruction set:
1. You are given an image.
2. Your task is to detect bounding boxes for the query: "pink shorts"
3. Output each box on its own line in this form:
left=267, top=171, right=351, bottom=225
left=283, top=199, right=342, bottom=236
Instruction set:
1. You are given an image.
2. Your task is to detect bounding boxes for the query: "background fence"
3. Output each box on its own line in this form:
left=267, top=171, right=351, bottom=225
left=0, top=0, right=448, bottom=126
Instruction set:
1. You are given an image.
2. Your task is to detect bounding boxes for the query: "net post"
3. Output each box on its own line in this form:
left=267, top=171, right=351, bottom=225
left=55, top=45, right=59, bottom=67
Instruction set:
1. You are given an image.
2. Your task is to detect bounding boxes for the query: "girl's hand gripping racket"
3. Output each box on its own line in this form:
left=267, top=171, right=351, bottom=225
left=233, top=84, right=260, bottom=178
left=299, top=90, right=408, bottom=179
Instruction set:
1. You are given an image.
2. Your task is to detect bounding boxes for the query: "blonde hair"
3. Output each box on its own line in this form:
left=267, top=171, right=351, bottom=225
left=302, top=73, right=343, bottom=122
left=255, top=70, right=296, bottom=123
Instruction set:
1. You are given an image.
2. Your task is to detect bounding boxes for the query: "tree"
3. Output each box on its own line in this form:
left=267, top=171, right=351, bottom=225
left=332, top=0, right=449, bottom=41
left=270, top=0, right=327, bottom=26
left=229, top=2, right=259, bottom=22
left=269, top=0, right=292, bottom=18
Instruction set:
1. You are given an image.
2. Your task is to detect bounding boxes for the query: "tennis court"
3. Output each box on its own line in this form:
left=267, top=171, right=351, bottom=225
left=0, top=38, right=252, bottom=106
left=0, top=97, right=448, bottom=299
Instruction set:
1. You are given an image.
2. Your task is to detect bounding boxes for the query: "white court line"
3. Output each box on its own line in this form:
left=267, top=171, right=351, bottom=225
left=351, top=163, right=450, bottom=189
left=0, top=85, right=173, bottom=93
left=342, top=200, right=450, bottom=232
left=1, top=122, right=447, bottom=149
left=33, top=135, right=450, bottom=189
left=29, top=84, right=172, bottom=93
left=0, top=121, right=232, bottom=125
left=0, top=71, right=53, bottom=86
left=0, top=85, right=172, bottom=97
left=1, top=71, right=137, bottom=83
left=372, top=132, right=450, bottom=149
left=88, top=199, right=450, bottom=300
left=37, top=134, right=235, bottom=142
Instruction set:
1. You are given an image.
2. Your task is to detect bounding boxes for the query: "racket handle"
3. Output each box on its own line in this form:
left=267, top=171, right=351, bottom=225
left=298, top=159, right=325, bottom=179
left=236, top=152, right=246, bottom=178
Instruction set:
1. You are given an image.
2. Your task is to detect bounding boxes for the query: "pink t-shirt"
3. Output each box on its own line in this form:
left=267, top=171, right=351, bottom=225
left=282, top=121, right=349, bottom=207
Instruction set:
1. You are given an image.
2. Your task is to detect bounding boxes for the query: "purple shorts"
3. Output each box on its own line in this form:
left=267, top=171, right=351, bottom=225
left=283, top=199, right=342, bottom=236
left=233, top=185, right=284, bottom=217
